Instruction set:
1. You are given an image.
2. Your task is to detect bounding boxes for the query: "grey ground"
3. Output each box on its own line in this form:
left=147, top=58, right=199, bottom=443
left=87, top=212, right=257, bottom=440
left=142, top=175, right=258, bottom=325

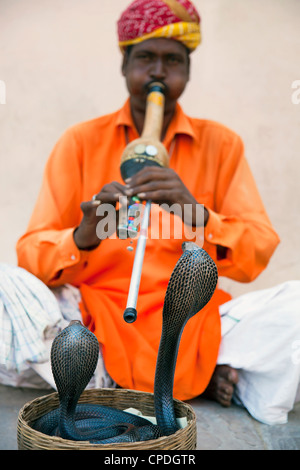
left=1, top=384, right=299, bottom=450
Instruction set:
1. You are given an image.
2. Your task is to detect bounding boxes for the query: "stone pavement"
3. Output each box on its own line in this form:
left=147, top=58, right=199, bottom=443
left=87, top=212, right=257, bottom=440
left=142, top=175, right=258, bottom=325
left=0, top=384, right=299, bottom=450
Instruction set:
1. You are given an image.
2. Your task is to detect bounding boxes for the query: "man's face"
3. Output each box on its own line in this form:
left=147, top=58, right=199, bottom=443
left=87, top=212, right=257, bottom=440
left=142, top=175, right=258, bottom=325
left=122, top=38, right=190, bottom=113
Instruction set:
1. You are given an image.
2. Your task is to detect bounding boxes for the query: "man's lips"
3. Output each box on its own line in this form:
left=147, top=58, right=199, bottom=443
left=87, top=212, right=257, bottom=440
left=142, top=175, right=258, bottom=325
left=143, top=80, right=169, bottom=95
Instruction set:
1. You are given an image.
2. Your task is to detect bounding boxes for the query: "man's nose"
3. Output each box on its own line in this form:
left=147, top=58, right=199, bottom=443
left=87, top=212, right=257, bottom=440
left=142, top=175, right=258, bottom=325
left=150, top=59, right=166, bottom=80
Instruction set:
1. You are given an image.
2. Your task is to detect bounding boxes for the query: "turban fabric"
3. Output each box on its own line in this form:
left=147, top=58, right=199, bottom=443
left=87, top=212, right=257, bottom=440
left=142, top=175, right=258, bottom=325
left=118, top=0, right=201, bottom=53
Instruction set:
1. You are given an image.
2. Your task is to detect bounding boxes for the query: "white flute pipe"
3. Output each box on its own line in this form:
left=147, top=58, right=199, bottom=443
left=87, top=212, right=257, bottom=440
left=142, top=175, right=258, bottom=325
left=123, top=200, right=151, bottom=323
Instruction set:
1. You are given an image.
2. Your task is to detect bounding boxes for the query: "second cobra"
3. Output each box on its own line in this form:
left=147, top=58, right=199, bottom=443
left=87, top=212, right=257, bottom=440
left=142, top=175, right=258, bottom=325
left=33, top=242, right=218, bottom=443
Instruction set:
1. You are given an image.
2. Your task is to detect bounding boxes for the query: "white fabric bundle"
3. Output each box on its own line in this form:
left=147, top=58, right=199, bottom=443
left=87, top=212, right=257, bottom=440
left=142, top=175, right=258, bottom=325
left=0, top=264, right=64, bottom=373
left=218, top=280, right=300, bottom=425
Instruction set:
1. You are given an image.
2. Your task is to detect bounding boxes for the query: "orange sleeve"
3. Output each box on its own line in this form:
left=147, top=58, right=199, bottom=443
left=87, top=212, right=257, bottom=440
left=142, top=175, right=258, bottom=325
left=16, top=128, right=90, bottom=286
left=203, top=134, right=280, bottom=282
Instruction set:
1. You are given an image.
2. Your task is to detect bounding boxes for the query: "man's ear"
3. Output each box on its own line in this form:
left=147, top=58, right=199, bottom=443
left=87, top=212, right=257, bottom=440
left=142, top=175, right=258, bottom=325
left=121, top=50, right=129, bottom=76
left=187, top=52, right=191, bottom=82
left=121, top=57, right=127, bottom=76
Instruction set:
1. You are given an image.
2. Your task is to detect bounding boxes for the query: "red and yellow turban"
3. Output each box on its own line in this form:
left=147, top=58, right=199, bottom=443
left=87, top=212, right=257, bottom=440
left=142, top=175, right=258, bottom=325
left=118, top=0, right=201, bottom=54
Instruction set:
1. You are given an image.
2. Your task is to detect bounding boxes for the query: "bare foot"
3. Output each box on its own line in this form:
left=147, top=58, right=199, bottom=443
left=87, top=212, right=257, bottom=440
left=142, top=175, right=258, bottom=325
left=201, top=365, right=239, bottom=407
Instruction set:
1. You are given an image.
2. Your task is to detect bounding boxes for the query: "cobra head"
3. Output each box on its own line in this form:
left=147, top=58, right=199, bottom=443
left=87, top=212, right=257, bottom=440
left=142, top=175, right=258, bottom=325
left=162, top=242, right=218, bottom=328
left=50, top=321, right=99, bottom=403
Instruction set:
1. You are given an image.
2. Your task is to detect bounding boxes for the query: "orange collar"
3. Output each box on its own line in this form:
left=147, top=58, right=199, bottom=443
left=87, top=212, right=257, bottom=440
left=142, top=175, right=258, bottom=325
left=116, top=98, right=196, bottom=148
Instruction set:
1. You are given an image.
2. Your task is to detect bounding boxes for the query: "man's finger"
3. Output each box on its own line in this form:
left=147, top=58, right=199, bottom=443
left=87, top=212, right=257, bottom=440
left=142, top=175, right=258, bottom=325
left=80, top=199, right=101, bottom=216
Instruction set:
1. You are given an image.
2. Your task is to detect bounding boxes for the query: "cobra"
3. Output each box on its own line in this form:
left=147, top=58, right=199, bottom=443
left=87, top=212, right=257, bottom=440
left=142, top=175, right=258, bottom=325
left=32, top=242, right=218, bottom=443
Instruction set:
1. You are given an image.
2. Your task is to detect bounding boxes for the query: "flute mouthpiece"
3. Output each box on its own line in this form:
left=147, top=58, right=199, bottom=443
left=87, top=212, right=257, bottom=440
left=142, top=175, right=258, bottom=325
left=147, top=81, right=167, bottom=94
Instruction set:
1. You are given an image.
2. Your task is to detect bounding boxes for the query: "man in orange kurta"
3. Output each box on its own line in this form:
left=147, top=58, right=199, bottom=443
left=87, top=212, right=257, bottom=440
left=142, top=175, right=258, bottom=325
left=16, top=0, right=279, bottom=402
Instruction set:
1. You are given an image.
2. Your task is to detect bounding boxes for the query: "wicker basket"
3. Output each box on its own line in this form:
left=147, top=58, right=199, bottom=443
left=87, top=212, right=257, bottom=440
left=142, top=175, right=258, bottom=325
left=17, top=388, right=197, bottom=450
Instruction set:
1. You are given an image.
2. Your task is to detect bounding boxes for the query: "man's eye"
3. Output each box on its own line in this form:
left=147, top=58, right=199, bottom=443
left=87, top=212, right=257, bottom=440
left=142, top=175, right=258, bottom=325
left=136, top=53, right=151, bottom=60
left=167, top=56, right=181, bottom=64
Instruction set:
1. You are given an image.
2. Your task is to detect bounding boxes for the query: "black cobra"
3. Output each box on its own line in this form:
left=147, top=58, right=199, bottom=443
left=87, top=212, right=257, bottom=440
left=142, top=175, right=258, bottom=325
left=33, top=242, right=218, bottom=443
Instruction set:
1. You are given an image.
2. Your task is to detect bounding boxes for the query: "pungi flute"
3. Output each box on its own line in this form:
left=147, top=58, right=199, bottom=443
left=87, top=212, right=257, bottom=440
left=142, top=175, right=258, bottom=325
left=119, top=82, right=169, bottom=323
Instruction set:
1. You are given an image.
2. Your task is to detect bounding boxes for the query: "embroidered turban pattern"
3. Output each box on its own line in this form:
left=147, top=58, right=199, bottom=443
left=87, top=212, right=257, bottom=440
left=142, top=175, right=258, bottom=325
left=118, top=0, right=201, bottom=53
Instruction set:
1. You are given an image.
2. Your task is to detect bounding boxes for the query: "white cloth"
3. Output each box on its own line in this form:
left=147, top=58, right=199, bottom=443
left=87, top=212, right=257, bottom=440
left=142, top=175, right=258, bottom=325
left=0, top=264, right=115, bottom=390
left=0, top=264, right=64, bottom=373
left=218, top=280, right=300, bottom=425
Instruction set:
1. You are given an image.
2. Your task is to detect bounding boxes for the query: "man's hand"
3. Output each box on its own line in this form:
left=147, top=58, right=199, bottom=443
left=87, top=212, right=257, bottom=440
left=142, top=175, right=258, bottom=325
left=74, top=167, right=209, bottom=250
left=73, top=182, right=126, bottom=250
left=124, top=167, right=209, bottom=226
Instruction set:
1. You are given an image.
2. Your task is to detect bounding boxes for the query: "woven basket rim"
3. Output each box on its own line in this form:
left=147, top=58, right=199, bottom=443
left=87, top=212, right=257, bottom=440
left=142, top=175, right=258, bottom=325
left=17, top=388, right=197, bottom=450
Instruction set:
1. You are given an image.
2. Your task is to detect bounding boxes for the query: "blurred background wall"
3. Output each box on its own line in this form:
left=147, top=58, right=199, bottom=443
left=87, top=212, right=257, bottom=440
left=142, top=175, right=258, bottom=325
left=0, top=0, right=299, bottom=297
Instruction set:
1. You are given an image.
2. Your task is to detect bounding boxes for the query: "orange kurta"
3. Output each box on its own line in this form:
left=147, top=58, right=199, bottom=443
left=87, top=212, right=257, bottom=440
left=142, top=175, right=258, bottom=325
left=16, top=100, right=280, bottom=400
